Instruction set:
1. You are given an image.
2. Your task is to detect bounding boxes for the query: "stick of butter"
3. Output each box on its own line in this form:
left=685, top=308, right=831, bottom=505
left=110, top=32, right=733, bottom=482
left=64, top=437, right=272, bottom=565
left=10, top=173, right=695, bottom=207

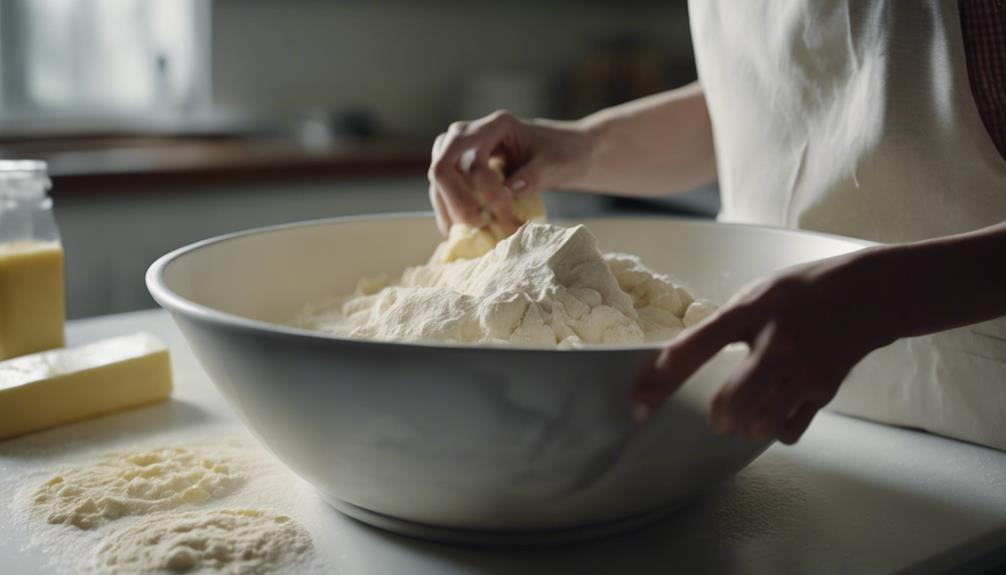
left=0, top=332, right=172, bottom=440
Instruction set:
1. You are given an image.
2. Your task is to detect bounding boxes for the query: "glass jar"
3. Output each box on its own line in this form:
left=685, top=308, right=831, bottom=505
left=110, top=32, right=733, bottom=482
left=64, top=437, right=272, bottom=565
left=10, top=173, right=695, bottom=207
left=0, top=160, right=65, bottom=359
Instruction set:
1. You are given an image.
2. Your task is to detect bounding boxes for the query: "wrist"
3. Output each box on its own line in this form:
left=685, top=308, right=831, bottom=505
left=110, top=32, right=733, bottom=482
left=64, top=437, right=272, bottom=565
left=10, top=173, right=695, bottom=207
left=826, top=245, right=905, bottom=352
left=572, top=116, right=608, bottom=189
left=530, top=116, right=608, bottom=191
left=560, top=113, right=615, bottom=190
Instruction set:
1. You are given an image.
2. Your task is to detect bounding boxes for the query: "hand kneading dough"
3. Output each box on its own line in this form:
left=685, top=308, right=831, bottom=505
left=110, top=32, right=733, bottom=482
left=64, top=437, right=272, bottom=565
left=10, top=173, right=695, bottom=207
left=436, top=156, right=546, bottom=263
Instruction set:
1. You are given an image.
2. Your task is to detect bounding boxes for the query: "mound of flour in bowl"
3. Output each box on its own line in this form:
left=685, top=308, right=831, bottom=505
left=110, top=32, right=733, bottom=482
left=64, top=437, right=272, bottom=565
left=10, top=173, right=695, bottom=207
left=296, top=222, right=715, bottom=347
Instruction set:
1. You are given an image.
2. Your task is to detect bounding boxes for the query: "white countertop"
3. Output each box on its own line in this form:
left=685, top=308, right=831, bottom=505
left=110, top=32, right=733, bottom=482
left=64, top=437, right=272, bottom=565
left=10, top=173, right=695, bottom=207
left=2, top=310, right=1006, bottom=574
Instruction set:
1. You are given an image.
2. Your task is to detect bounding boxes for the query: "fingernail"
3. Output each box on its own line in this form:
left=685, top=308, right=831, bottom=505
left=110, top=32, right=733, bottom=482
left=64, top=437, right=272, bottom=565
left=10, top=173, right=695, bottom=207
left=459, top=148, right=476, bottom=173
left=509, top=179, right=527, bottom=191
left=632, top=403, right=651, bottom=424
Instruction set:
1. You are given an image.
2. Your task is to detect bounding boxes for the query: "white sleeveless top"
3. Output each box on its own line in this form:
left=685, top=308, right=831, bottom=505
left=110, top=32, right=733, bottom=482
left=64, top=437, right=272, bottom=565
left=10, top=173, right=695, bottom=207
left=689, top=0, right=1006, bottom=450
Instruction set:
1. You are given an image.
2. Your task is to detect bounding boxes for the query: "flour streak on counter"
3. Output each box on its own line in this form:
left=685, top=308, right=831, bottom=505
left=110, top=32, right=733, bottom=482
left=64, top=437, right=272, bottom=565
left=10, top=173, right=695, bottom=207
left=5, top=438, right=324, bottom=574
left=30, top=444, right=244, bottom=530
left=96, top=508, right=314, bottom=575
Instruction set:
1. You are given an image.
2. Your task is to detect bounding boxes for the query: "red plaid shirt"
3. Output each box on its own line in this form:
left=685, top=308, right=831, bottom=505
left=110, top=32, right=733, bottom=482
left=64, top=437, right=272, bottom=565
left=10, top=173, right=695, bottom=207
left=960, top=0, right=1006, bottom=160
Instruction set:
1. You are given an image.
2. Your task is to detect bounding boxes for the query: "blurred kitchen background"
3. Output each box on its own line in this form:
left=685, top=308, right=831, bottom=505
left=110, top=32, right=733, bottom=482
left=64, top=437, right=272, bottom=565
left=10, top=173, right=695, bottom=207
left=0, top=0, right=717, bottom=319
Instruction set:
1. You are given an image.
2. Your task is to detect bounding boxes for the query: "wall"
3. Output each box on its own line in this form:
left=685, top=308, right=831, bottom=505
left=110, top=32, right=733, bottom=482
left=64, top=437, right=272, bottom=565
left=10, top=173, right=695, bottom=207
left=211, top=0, right=693, bottom=134
left=55, top=177, right=425, bottom=318
left=54, top=178, right=618, bottom=318
left=52, top=1, right=705, bottom=319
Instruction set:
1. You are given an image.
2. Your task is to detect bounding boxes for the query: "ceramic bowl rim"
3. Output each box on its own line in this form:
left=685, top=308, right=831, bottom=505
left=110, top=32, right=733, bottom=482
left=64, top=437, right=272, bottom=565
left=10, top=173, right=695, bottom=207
left=145, top=211, right=876, bottom=355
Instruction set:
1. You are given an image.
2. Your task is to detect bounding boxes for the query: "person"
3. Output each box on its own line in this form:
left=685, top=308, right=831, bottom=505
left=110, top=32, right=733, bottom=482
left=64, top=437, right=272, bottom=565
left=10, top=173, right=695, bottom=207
left=427, top=1, right=1006, bottom=448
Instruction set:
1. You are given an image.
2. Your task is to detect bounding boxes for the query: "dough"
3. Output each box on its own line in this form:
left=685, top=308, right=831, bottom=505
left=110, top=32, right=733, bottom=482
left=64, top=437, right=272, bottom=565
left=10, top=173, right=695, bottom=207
left=436, top=156, right=546, bottom=263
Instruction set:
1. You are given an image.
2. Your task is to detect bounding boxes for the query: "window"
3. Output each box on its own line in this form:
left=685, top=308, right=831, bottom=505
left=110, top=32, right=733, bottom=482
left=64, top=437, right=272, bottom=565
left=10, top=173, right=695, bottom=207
left=0, top=0, right=209, bottom=116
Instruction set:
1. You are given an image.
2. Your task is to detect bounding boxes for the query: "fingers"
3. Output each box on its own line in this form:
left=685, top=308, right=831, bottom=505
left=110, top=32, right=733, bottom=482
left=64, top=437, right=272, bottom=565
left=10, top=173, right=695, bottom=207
left=632, top=301, right=827, bottom=446
left=429, top=134, right=453, bottom=236
left=430, top=182, right=451, bottom=237
left=430, top=131, right=483, bottom=227
left=708, top=324, right=789, bottom=435
left=430, top=111, right=519, bottom=228
left=632, top=351, right=673, bottom=423
left=471, top=162, right=521, bottom=233
left=779, top=401, right=821, bottom=445
left=504, top=157, right=546, bottom=199
left=709, top=320, right=834, bottom=443
left=438, top=112, right=511, bottom=174
left=632, top=302, right=760, bottom=419
left=713, top=369, right=822, bottom=445
left=740, top=377, right=804, bottom=441
left=429, top=136, right=448, bottom=236
left=631, top=269, right=853, bottom=444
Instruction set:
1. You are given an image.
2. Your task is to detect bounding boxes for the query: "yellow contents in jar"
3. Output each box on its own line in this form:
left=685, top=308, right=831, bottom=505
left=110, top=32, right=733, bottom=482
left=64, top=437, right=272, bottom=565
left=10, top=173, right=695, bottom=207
left=0, top=241, right=65, bottom=360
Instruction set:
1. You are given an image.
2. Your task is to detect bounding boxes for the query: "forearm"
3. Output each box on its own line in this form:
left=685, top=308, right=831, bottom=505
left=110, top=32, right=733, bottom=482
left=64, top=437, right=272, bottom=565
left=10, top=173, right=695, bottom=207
left=563, top=82, right=717, bottom=198
left=848, top=221, right=1006, bottom=344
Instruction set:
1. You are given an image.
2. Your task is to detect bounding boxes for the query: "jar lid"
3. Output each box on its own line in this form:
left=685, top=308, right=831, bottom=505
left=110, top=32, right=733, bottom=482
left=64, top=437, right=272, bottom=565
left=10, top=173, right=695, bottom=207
left=0, top=160, right=48, bottom=179
left=0, top=160, right=51, bottom=198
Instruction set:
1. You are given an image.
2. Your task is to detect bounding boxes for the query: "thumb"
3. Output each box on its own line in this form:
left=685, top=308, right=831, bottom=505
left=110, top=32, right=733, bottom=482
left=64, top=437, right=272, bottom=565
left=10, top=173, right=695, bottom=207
left=504, top=157, right=551, bottom=197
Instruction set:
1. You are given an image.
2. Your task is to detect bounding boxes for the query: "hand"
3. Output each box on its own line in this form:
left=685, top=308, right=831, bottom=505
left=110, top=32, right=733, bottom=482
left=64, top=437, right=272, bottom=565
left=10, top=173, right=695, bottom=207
left=428, top=110, right=595, bottom=236
left=633, top=252, right=891, bottom=445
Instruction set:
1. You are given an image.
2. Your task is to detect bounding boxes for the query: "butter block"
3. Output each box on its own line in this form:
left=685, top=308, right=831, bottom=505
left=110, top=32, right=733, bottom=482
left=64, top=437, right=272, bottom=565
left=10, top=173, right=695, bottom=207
left=0, top=332, right=172, bottom=440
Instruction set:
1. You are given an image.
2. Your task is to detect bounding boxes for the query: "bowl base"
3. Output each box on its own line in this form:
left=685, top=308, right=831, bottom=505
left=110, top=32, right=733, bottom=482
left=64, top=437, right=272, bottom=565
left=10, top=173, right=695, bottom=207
left=326, top=497, right=683, bottom=546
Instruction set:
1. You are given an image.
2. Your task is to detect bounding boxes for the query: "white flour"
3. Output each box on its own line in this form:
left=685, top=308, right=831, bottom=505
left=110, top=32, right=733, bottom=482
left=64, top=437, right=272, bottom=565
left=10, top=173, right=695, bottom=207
left=12, top=441, right=322, bottom=574
left=96, top=508, right=313, bottom=574
left=31, top=445, right=244, bottom=530
left=296, top=222, right=715, bottom=347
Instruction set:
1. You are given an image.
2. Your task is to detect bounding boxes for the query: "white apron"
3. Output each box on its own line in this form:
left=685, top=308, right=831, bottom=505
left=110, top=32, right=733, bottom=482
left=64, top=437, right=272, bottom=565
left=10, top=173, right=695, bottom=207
left=689, top=0, right=1006, bottom=450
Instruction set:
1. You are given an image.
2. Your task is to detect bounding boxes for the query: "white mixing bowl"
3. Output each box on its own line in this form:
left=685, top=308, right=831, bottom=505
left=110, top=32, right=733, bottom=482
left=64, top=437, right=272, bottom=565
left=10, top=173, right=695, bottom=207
left=146, top=215, right=872, bottom=543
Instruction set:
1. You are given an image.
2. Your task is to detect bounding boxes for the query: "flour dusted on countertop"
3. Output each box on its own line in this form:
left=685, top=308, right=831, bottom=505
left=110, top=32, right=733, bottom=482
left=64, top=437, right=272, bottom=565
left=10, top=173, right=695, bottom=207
left=296, top=222, right=716, bottom=346
left=31, top=445, right=244, bottom=530
left=96, top=508, right=313, bottom=575
left=8, top=440, right=324, bottom=574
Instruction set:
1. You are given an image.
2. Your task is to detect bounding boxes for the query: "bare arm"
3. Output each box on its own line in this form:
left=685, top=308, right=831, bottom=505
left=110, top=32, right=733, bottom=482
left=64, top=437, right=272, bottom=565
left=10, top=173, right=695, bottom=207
left=859, top=220, right=1006, bottom=340
left=635, top=219, right=1006, bottom=444
left=570, top=81, right=717, bottom=197
left=429, top=82, right=716, bottom=234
